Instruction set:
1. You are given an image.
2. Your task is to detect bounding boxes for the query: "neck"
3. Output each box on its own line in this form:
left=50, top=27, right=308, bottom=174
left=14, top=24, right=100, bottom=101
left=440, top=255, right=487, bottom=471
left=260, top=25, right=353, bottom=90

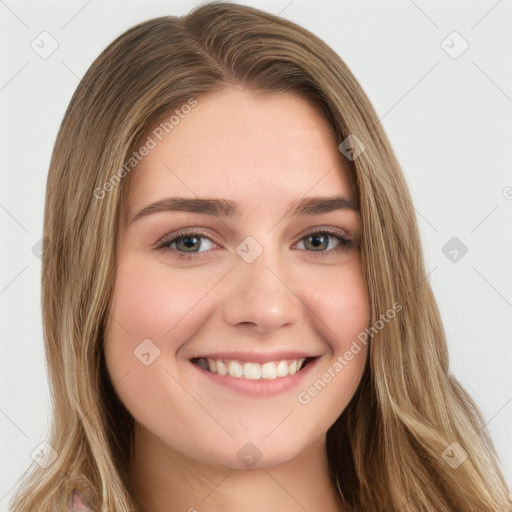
left=127, top=424, right=344, bottom=512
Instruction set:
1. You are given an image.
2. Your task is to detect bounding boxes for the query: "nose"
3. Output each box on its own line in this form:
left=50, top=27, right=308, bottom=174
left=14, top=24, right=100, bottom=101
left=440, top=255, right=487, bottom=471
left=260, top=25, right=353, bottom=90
left=220, top=245, right=304, bottom=335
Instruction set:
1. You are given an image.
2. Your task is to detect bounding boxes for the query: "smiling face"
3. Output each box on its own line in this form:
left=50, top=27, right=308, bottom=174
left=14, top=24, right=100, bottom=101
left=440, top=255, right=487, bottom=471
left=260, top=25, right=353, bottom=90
left=104, top=86, right=370, bottom=470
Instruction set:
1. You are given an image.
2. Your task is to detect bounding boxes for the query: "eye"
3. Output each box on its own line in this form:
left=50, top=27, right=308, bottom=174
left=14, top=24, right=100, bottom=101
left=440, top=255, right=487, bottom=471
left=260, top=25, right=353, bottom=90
left=294, top=227, right=353, bottom=256
left=168, top=233, right=214, bottom=253
left=155, top=229, right=218, bottom=261
left=155, top=226, right=353, bottom=262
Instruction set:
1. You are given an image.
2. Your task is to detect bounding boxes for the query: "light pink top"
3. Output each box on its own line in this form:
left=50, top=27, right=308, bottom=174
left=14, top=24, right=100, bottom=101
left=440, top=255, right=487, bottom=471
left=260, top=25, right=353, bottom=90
left=67, top=489, right=96, bottom=511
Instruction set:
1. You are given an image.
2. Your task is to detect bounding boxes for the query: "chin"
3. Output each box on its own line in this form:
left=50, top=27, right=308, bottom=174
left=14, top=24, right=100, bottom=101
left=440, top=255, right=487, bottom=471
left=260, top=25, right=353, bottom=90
left=185, top=429, right=322, bottom=471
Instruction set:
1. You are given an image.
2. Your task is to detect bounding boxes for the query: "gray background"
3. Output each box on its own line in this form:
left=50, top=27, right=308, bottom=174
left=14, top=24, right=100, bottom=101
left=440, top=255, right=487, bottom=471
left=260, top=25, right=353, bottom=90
left=1, top=0, right=511, bottom=507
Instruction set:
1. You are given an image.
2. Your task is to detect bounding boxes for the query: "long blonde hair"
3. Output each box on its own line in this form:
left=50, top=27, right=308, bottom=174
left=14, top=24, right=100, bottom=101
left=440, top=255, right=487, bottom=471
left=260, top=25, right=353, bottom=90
left=10, top=2, right=511, bottom=511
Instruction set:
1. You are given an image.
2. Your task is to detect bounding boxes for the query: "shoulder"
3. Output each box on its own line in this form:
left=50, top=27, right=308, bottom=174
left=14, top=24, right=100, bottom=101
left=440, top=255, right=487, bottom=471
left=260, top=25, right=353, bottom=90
left=67, top=489, right=97, bottom=512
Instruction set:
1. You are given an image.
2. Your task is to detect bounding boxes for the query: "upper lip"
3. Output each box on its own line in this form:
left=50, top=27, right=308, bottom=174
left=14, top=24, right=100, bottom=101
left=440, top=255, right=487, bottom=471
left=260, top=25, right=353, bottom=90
left=190, top=351, right=319, bottom=364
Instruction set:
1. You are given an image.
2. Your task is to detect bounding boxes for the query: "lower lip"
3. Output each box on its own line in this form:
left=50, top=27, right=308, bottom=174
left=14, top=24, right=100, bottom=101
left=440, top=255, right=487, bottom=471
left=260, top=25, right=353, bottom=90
left=191, top=358, right=319, bottom=397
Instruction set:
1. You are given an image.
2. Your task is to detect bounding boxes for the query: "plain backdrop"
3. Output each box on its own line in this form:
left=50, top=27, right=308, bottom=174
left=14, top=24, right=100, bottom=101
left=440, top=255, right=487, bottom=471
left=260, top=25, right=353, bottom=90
left=1, top=0, right=511, bottom=508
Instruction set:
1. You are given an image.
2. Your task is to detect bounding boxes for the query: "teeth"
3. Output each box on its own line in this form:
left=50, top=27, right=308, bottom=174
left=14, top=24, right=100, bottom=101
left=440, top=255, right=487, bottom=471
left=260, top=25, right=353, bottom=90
left=228, top=360, right=243, bottom=378
left=216, top=360, right=228, bottom=375
left=196, top=357, right=307, bottom=380
left=276, top=360, right=288, bottom=377
left=243, top=362, right=260, bottom=379
left=261, top=362, right=277, bottom=379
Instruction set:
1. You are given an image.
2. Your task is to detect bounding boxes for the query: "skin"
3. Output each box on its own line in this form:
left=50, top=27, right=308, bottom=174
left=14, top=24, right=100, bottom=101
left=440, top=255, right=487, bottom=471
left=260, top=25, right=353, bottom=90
left=104, top=85, right=370, bottom=512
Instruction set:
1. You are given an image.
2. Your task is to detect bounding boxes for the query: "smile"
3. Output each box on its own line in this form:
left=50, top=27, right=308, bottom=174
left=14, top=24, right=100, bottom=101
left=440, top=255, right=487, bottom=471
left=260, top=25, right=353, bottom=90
left=192, top=357, right=310, bottom=380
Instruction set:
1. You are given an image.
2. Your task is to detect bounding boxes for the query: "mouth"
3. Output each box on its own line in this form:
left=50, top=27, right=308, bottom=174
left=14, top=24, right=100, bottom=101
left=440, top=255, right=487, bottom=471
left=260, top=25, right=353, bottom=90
left=191, top=356, right=316, bottom=381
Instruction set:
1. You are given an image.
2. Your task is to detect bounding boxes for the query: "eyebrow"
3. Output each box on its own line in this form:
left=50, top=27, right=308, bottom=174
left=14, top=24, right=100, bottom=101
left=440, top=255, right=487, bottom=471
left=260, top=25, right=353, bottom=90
left=130, top=195, right=358, bottom=223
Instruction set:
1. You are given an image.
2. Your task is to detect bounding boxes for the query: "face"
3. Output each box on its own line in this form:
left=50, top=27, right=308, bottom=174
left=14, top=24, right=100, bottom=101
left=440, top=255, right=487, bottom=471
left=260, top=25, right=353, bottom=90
left=104, top=86, right=369, bottom=469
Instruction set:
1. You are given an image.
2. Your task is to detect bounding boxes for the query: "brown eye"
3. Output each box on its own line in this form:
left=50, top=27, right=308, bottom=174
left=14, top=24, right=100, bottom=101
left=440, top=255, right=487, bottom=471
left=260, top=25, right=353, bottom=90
left=296, top=229, right=352, bottom=254
left=303, top=234, right=330, bottom=251
left=174, top=235, right=203, bottom=252
left=155, top=230, right=218, bottom=261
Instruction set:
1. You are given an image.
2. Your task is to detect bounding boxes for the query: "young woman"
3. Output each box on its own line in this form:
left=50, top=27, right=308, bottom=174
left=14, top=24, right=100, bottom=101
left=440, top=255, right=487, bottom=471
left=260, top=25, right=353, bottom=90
left=10, top=2, right=511, bottom=511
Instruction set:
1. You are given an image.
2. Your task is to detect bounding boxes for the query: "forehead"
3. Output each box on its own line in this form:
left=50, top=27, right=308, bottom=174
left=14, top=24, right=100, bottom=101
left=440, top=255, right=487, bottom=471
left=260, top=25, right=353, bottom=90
left=124, top=86, right=354, bottom=220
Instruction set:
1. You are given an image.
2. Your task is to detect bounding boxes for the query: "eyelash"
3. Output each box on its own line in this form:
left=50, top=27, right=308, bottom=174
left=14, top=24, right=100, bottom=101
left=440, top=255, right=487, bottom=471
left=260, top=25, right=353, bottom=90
left=154, top=227, right=353, bottom=262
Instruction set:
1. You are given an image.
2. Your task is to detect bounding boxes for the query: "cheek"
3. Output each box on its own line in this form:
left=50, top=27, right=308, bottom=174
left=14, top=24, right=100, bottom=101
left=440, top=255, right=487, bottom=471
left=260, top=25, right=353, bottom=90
left=103, top=258, right=214, bottom=402
left=305, top=258, right=370, bottom=348
left=103, top=257, right=222, bottom=449
left=106, top=258, right=216, bottom=347
left=290, top=259, right=369, bottom=421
